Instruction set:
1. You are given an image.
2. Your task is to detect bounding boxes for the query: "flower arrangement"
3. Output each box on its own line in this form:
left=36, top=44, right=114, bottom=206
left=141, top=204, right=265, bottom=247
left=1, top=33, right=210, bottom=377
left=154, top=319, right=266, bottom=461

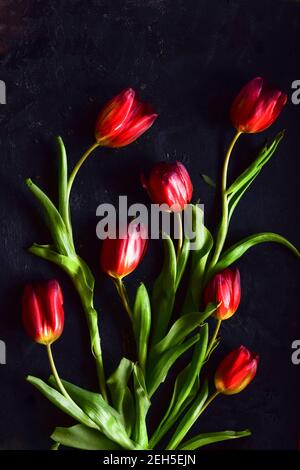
left=23, top=78, right=298, bottom=450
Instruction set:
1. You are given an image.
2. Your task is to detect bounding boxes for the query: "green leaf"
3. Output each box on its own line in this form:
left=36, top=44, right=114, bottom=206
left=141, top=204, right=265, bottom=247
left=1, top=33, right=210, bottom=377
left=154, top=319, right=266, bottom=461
left=151, top=306, right=215, bottom=357
left=133, top=283, right=151, bottom=370
left=26, top=178, right=74, bottom=256
left=149, top=325, right=208, bottom=448
left=56, top=136, right=70, bottom=228
left=107, top=358, right=135, bottom=436
left=48, top=376, right=137, bottom=450
left=212, top=232, right=300, bottom=276
left=178, top=429, right=251, bottom=450
left=182, top=205, right=213, bottom=314
left=228, top=173, right=257, bottom=222
left=27, top=376, right=97, bottom=429
left=226, top=132, right=284, bottom=222
left=151, top=234, right=177, bottom=345
left=227, top=131, right=284, bottom=196
left=166, top=324, right=208, bottom=417
left=166, top=381, right=209, bottom=450
left=175, top=235, right=190, bottom=290
left=132, top=365, right=151, bottom=448
left=201, top=174, right=216, bottom=188
left=51, top=424, right=121, bottom=450
left=146, top=334, right=200, bottom=398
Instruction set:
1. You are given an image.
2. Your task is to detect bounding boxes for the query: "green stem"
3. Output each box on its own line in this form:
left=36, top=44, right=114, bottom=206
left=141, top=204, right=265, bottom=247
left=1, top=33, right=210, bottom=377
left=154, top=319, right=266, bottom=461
left=64, top=141, right=108, bottom=401
left=175, top=211, right=183, bottom=260
left=197, top=390, right=219, bottom=416
left=205, top=319, right=222, bottom=359
left=209, top=131, right=242, bottom=270
left=114, top=277, right=133, bottom=320
left=46, top=344, right=76, bottom=404
left=66, top=142, right=100, bottom=201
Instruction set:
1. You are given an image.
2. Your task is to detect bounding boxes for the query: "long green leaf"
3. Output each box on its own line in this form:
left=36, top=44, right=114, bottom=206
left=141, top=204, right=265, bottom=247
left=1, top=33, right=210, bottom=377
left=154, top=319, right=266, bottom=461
left=178, top=429, right=251, bottom=450
left=149, top=325, right=208, bottom=448
left=132, top=365, right=150, bottom=448
left=227, top=131, right=284, bottom=196
left=226, top=132, right=284, bottom=222
left=151, top=306, right=215, bottom=357
left=228, top=172, right=257, bottom=222
left=48, top=376, right=137, bottom=450
left=107, top=358, right=135, bottom=436
left=146, top=334, right=200, bottom=398
left=182, top=205, right=213, bottom=314
left=51, top=424, right=121, bottom=450
left=56, top=136, right=70, bottom=228
left=26, top=178, right=74, bottom=256
left=27, top=376, right=97, bottom=429
left=175, top=235, right=190, bottom=290
left=133, top=283, right=151, bottom=370
left=166, top=381, right=209, bottom=450
left=212, top=232, right=300, bottom=276
left=151, top=235, right=177, bottom=345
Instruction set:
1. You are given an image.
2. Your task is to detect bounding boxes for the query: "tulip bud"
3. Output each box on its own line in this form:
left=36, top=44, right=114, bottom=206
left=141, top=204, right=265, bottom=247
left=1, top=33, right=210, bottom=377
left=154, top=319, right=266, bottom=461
left=215, top=346, right=259, bottom=395
left=22, top=280, right=64, bottom=345
left=141, top=161, right=193, bottom=212
left=230, top=77, right=287, bottom=133
left=204, top=268, right=241, bottom=320
left=100, top=222, right=148, bottom=279
left=95, top=88, right=158, bottom=148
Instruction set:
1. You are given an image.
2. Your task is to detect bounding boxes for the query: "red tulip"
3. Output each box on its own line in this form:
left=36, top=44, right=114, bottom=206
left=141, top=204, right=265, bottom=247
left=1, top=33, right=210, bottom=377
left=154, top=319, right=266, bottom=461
left=22, top=280, right=64, bottom=345
left=230, top=77, right=287, bottom=133
left=141, top=161, right=193, bottom=212
left=100, top=222, right=148, bottom=279
left=95, top=88, right=157, bottom=147
left=215, top=346, right=259, bottom=395
left=204, top=268, right=241, bottom=320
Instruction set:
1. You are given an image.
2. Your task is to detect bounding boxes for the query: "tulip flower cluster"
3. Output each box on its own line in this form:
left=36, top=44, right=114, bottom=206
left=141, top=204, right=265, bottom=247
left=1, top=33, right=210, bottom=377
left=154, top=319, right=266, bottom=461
left=22, top=77, right=298, bottom=451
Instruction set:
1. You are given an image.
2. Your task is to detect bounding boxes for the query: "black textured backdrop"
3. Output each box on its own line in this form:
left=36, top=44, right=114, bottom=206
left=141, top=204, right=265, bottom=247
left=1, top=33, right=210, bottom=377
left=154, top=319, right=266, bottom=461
left=0, top=0, right=299, bottom=450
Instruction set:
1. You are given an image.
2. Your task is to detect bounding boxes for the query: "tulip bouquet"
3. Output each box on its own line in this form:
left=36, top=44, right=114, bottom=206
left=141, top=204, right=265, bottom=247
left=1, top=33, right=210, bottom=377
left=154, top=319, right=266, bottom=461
left=23, top=78, right=299, bottom=450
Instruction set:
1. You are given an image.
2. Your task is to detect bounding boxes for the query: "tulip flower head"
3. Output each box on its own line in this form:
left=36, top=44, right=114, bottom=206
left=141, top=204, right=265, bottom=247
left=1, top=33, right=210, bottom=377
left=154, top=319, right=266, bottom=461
left=141, top=161, right=193, bottom=212
left=100, top=222, right=148, bottom=279
left=22, top=280, right=64, bottom=345
left=204, top=268, right=241, bottom=320
left=95, top=88, right=158, bottom=148
left=215, top=346, right=259, bottom=395
left=230, top=77, right=287, bottom=133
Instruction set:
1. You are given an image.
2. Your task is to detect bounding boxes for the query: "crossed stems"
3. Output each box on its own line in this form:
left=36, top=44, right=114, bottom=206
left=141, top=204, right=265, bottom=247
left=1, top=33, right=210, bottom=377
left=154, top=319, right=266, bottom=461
left=48, top=131, right=241, bottom=443
left=148, top=133, right=241, bottom=447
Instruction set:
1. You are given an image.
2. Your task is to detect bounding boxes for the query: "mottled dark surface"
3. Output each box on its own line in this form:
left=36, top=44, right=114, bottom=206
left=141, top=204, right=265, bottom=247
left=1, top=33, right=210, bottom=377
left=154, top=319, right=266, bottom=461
left=0, top=0, right=299, bottom=450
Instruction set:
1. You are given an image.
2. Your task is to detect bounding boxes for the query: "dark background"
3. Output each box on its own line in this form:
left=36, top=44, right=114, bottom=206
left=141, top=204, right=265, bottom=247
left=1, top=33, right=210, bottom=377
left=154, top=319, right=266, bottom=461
left=0, top=0, right=299, bottom=450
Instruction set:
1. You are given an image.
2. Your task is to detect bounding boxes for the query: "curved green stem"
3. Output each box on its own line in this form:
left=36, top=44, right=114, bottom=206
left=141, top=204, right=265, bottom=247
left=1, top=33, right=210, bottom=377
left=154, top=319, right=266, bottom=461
left=114, top=277, right=133, bottom=321
left=46, top=344, right=76, bottom=404
left=66, top=142, right=100, bottom=201
left=206, top=319, right=222, bottom=359
left=198, top=390, right=219, bottom=416
left=209, top=131, right=242, bottom=270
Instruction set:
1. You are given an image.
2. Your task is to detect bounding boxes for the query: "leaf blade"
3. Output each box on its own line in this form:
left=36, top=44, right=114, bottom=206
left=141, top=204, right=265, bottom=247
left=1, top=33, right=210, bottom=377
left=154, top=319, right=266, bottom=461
left=151, top=235, right=177, bottom=345
left=51, top=424, right=121, bottom=450
left=178, top=429, right=251, bottom=450
left=212, top=232, right=300, bottom=276
left=133, top=283, right=151, bottom=370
